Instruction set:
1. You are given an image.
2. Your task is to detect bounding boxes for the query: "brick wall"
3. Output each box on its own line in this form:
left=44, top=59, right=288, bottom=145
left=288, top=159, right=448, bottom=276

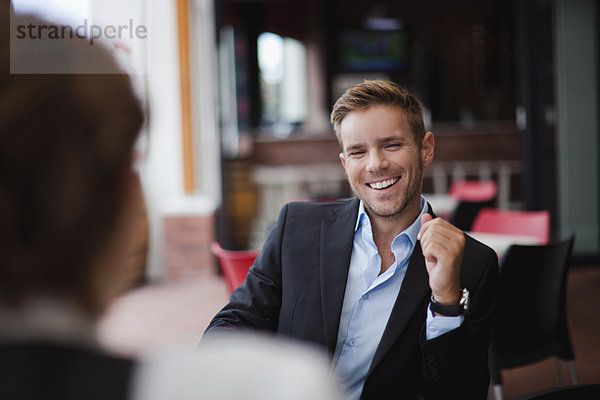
left=164, top=213, right=216, bottom=279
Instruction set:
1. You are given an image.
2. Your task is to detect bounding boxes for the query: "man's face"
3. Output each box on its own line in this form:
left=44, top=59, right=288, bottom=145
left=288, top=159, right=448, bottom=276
left=339, top=105, right=433, bottom=221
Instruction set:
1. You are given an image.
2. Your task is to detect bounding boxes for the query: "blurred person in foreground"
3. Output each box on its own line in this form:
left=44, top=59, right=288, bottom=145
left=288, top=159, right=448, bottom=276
left=0, top=9, right=142, bottom=399
left=0, top=8, right=343, bottom=400
left=205, top=80, right=499, bottom=399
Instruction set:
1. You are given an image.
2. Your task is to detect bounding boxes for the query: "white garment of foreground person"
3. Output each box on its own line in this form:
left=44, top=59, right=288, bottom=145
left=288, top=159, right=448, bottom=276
left=133, top=333, right=345, bottom=400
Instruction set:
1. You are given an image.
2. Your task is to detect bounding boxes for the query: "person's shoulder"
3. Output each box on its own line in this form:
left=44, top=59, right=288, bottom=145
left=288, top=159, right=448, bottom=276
left=285, top=198, right=358, bottom=221
left=0, top=343, right=135, bottom=399
left=0, top=342, right=134, bottom=369
left=461, top=234, right=499, bottom=283
left=464, top=233, right=497, bottom=259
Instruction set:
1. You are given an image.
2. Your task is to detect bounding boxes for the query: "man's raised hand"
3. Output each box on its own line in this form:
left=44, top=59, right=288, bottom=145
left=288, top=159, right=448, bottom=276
left=417, top=214, right=465, bottom=305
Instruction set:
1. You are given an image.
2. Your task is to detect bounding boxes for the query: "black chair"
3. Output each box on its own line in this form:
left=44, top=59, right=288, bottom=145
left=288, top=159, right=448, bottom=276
left=448, top=180, right=497, bottom=231
left=489, top=237, right=578, bottom=400
left=450, top=198, right=495, bottom=231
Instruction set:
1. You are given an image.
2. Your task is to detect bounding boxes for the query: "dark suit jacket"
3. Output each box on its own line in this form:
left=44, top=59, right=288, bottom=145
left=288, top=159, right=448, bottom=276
left=205, top=198, right=498, bottom=399
left=0, top=342, right=135, bottom=400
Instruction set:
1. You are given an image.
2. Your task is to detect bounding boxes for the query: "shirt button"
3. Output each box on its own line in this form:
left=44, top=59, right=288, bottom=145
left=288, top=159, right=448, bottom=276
left=349, top=339, right=356, bottom=347
left=362, top=294, right=369, bottom=300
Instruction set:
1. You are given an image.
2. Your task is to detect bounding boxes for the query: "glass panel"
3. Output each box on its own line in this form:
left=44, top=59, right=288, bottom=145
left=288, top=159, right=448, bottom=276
left=258, top=32, right=307, bottom=137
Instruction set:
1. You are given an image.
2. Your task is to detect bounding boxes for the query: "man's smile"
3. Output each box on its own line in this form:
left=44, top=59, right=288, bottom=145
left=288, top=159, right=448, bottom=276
left=366, top=176, right=400, bottom=190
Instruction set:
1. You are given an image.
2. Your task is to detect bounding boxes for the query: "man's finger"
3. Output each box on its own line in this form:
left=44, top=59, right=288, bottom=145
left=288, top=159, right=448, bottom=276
left=421, top=213, right=433, bottom=225
left=418, top=213, right=433, bottom=240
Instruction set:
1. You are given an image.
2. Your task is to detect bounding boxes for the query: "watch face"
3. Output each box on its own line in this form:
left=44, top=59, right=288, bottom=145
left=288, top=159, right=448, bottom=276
left=460, top=289, right=470, bottom=312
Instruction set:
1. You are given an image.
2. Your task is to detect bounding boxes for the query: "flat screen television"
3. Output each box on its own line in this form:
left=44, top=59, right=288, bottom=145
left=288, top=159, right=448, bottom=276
left=338, top=29, right=408, bottom=72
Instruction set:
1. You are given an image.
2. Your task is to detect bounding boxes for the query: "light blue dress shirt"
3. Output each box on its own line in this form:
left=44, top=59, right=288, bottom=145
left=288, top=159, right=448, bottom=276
left=332, top=196, right=463, bottom=400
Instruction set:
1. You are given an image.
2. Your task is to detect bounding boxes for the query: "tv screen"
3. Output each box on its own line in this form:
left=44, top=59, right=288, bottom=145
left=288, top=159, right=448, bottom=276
left=338, top=29, right=408, bottom=72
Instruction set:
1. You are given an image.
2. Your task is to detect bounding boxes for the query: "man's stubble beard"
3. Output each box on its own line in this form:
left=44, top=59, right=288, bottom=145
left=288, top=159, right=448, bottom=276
left=350, top=163, right=425, bottom=220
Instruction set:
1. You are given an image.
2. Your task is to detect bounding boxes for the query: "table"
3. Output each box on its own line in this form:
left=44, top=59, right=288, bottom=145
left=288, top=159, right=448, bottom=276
left=466, top=231, right=541, bottom=259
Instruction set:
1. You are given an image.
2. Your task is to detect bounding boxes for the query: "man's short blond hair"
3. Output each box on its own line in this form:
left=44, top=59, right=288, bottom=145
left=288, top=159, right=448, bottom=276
left=330, top=80, right=426, bottom=147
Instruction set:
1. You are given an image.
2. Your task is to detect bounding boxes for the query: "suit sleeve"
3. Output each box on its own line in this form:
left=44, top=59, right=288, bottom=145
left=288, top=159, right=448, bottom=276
left=420, top=246, right=499, bottom=399
left=203, top=204, right=289, bottom=338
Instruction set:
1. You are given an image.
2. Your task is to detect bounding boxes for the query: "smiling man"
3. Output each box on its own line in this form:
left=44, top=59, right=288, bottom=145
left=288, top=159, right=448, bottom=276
left=205, top=80, right=498, bottom=399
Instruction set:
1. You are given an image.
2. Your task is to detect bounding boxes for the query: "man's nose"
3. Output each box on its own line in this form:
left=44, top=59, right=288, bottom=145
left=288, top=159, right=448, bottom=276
left=366, top=150, right=390, bottom=172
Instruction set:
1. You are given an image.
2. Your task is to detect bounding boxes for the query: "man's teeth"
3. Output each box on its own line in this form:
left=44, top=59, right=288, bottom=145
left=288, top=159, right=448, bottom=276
left=369, top=178, right=398, bottom=190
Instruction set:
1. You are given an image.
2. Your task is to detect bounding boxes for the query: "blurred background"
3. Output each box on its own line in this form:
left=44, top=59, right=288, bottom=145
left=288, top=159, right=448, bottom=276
left=13, top=0, right=599, bottom=277
left=9, top=0, right=600, bottom=397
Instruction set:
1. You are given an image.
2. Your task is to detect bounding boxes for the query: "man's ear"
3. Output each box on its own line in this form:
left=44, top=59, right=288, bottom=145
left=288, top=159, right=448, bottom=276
left=421, top=132, right=434, bottom=167
left=339, top=152, right=346, bottom=168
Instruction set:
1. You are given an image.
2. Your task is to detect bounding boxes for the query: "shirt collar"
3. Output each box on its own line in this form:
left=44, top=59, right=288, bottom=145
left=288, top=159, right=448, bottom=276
left=355, top=196, right=429, bottom=246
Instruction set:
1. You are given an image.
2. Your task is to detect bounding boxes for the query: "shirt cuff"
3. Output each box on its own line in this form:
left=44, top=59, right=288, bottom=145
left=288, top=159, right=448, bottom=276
left=425, top=304, right=464, bottom=340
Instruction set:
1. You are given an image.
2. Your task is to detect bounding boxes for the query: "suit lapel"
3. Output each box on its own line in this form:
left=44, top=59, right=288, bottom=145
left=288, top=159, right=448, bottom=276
left=320, top=198, right=359, bottom=353
left=367, top=206, right=436, bottom=375
left=368, top=243, right=430, bottom=373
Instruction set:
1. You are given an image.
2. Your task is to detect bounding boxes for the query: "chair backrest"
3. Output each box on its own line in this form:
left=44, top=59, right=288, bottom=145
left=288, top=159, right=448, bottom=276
left=448, top=180, right=497, bottom=231
left=449, top=180, right=497, bottom=202
left=490, top=236, right=575, bottom=375
left=471, top=208, right=550, bottom=244
left=210, top=242, right=260, bottom=294
left=450, top=198, right=495, bottom=231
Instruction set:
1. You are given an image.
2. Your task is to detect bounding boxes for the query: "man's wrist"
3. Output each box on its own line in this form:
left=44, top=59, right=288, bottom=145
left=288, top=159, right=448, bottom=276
left=430, top=289, right=470, bottom=316
left=431, top=292, right=460, bottom=305
left=431, top=278, right=462, bottom=305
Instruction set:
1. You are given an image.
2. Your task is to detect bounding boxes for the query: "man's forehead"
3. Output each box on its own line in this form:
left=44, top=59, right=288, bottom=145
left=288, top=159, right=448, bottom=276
left=339, top=106, right=412, bottom=147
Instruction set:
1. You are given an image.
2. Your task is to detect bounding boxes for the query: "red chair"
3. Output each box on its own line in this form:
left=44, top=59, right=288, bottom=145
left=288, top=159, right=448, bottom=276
left=471, top=208, right=550, bottom=245
left=449, top=180, right=497, bottom=202
left=210, top=242, right=260, bottom=294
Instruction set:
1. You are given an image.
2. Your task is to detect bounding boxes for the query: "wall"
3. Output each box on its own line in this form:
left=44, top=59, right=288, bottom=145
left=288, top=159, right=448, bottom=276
left=91, top=0, right=219, bottom=279
left=141, top=0, right=185, bottom=279
left=555, top=0, right=600, bottom=255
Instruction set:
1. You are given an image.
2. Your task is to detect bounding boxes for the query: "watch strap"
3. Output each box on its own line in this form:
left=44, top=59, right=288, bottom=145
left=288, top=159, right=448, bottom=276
left=430, top=288, right=469, bottom=316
